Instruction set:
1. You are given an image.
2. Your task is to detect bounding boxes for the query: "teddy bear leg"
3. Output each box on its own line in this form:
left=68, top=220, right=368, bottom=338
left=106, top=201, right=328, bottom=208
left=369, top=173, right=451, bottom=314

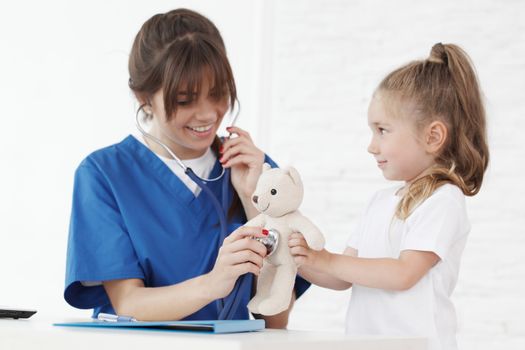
left=257, top=264, right=295, bottom=316
left=247, top=262, right=277, bottom=314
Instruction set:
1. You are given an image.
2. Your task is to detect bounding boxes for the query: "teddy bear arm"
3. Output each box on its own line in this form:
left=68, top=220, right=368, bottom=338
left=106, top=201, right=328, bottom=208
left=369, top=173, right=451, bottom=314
left=288, top=215, right=325, bottom=251
left=245, top=213, right=266, bottom=228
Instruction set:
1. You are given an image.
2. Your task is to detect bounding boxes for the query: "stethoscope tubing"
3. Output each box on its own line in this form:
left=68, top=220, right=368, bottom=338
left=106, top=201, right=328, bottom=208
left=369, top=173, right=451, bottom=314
left=135, top=104, right=250, bottom=320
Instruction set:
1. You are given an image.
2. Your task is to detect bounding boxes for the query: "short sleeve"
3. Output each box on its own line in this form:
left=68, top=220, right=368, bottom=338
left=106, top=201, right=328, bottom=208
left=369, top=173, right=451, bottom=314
left=400, top=186, right=470, bottom=260
left=293, top=275, right=310, bottom=299
left=64, top=160, right=144, bottom=309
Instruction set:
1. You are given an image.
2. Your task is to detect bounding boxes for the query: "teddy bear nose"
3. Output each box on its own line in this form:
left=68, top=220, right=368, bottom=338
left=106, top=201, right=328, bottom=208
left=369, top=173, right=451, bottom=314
left=252, top=195, right=258, bottom=204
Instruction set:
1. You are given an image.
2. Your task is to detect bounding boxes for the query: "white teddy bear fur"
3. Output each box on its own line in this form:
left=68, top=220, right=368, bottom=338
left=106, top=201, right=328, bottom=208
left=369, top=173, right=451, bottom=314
left=246, top=163, right=325, bottom=316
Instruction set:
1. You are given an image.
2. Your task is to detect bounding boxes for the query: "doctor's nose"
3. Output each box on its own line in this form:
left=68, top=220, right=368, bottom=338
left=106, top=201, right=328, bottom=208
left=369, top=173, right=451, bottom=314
left=252, top=195, right=258, bottom=204
left=195, top=99, right=219, bottom=121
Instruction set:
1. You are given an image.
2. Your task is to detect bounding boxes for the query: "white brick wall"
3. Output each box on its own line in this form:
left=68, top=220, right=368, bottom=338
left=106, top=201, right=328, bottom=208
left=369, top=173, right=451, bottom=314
left=263, top=1, right=525, bottom=349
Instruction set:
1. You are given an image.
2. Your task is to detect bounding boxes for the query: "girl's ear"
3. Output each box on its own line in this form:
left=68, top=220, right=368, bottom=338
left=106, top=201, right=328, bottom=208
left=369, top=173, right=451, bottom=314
left=425, top=120, right=448, bottom=154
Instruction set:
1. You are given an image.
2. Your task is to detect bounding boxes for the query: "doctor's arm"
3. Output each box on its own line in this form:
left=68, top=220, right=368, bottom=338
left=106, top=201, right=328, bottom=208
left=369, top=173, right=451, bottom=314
left=219, top=126, right=264, bottom=221
left=290, top=237, right=439, bottom=291
left=103, top=226, right=268, bottom=321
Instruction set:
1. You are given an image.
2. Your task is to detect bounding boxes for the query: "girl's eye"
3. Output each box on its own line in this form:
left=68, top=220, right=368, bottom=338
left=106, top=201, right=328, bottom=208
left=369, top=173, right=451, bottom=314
left=378, top=127, right=386, bottom=135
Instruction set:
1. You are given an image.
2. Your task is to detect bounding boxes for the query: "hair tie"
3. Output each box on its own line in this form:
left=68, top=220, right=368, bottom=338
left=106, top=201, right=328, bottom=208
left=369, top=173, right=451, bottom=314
left=428, top=42, right=448, bottom=64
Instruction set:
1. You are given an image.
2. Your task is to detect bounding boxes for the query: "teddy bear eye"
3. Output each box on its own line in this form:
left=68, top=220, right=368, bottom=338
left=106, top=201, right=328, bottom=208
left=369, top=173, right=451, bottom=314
left=271, top=189, right=277, bottom=195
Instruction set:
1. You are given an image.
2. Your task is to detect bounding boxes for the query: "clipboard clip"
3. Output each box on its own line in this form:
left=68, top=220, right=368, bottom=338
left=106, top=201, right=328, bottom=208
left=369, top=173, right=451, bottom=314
left=97, top=313, right=137, bottom=322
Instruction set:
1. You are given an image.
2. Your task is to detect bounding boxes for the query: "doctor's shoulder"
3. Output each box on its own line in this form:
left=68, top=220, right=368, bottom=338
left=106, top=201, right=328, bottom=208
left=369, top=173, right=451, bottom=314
left=74, top=137, right=133, bottom=178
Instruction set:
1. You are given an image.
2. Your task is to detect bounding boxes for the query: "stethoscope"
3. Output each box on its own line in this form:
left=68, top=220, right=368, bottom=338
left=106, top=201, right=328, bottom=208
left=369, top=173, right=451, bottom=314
left=135, top=104, right=279, bottom=320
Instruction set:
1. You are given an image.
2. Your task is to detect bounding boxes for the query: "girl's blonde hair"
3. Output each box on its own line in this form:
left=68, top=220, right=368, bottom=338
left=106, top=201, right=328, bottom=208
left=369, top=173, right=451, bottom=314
left=378, top=43, right=489, bottom=220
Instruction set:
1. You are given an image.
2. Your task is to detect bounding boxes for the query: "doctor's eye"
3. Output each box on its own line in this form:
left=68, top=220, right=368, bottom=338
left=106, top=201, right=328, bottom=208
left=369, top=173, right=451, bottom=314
left=271, top=189, right=277, bottom=195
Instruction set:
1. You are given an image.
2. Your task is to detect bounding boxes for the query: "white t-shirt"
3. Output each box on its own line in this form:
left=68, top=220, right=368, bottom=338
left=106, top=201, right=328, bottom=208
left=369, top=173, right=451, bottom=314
left=346, top=183, right=470, bottom=350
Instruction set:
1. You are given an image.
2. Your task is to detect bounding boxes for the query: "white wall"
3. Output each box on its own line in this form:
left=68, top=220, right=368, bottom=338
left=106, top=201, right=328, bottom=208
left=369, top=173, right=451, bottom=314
left=1, top=1, right=524, bottom=349
left=0, top=0, right=264, bottom=316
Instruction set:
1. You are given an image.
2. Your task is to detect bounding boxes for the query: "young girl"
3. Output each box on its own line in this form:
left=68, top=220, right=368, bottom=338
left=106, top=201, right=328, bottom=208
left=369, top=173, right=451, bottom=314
left=64, top=8, right=308, bottom=327
left=289, top=43, right=488, bottom=350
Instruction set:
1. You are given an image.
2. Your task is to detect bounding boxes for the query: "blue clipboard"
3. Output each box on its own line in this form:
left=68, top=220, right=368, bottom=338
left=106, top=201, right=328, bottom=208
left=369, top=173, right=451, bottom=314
left=53, top=319, right=265, bottom=334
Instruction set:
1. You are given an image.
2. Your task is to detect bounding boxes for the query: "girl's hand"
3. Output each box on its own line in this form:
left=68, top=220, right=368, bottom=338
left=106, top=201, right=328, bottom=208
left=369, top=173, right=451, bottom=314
left=220, top=126, right=265, bottom=199
left=206, top=226, right=267, bottom=300
left=288, top=232, right=331, bottom=271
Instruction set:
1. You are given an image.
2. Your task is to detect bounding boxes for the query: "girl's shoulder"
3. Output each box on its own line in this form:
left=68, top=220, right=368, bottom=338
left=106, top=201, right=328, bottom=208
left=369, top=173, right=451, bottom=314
left=409, top=183, right=468, bottom=223
left=425, top=183, right=466, bottom=208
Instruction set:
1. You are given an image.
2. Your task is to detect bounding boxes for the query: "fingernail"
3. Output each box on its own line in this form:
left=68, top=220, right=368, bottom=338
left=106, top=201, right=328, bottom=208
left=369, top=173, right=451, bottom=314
left=219, top=157, right=224, bottom=163
left=262, top=229, right=269, bottom=236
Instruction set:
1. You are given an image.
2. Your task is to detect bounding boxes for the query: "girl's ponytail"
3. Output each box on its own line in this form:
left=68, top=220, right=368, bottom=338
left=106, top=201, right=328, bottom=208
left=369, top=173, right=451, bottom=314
left=379, top=43, right=489, bottom=220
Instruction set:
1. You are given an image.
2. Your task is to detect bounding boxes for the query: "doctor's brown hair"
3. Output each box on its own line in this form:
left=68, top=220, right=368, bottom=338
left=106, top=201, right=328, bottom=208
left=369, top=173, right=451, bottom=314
left=128, top=8, right=236, bottom=119
left=378, top=43, right=489, bottom=219
left=128, top=9, right=241, bottom=220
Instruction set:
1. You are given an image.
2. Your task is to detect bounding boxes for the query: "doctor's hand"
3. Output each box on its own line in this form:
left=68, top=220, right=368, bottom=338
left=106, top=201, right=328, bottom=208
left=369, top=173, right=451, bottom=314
left=206, top=226, right=267, bottom=300
left=220, top=126, right=265, bottom=199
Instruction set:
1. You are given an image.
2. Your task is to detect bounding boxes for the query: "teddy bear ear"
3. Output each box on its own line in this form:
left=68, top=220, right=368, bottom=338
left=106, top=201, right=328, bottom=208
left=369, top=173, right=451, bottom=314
left=262, top=163, right=272, bottom=172
left=287, top=166, right=302, bottom=186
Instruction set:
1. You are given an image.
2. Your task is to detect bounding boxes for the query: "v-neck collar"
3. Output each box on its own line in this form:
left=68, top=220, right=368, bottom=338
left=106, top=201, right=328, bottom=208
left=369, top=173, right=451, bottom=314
left=118, top=135, right=224, bottom=214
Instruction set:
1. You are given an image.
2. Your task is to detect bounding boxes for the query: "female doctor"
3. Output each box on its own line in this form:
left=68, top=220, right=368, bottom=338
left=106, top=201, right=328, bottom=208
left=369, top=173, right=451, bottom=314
left=64, top=8, right=309, bottom=327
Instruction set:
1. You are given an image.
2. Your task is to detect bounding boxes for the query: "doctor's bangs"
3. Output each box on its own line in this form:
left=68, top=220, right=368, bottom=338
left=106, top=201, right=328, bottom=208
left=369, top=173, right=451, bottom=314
left=162, top=34, right=237, bottom=119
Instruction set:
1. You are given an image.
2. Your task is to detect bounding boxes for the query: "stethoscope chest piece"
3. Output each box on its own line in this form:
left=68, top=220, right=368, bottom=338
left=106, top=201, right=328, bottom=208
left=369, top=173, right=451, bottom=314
left=253, top=228, right=280, bottom=256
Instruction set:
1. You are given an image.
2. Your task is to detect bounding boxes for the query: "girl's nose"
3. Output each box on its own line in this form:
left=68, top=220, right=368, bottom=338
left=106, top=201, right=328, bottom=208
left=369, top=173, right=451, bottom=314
left=367, top=139, right=378, bottom=155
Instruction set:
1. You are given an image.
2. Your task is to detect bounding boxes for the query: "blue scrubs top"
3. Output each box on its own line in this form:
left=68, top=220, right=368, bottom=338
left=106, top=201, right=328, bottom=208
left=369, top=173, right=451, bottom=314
left=64, top=135, right=309, bottom=319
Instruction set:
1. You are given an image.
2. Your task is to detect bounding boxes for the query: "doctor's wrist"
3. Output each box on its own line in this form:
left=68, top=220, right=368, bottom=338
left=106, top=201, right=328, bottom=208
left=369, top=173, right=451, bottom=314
left=197, top=273, right=220, bottom=303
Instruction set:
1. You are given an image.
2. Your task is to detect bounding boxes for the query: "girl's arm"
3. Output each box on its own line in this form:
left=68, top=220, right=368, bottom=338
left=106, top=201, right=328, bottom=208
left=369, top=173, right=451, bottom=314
left=296, top=249, right=355, bottom=290
left=290, top=233, right=439, bottom=291
left=103, top=226, right=268, bottom=321
left=289, top=232, right=354, bottom=290
left=324, top=250, right=439, bottom=290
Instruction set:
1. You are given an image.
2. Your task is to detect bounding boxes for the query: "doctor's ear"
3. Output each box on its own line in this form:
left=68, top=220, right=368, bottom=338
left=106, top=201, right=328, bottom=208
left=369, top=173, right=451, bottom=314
left=424, top=120, right=448, bottom=154
left=135, top=93, right=153, bottom=113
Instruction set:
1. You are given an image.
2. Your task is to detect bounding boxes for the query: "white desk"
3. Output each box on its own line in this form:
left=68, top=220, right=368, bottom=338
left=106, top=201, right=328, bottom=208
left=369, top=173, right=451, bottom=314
left=1, top=318, right=427, bottom=350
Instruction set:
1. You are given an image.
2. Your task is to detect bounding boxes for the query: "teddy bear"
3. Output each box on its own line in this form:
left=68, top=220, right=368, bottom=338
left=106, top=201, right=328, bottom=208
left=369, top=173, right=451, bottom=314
left=245, top=163, right=325, bottom=316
